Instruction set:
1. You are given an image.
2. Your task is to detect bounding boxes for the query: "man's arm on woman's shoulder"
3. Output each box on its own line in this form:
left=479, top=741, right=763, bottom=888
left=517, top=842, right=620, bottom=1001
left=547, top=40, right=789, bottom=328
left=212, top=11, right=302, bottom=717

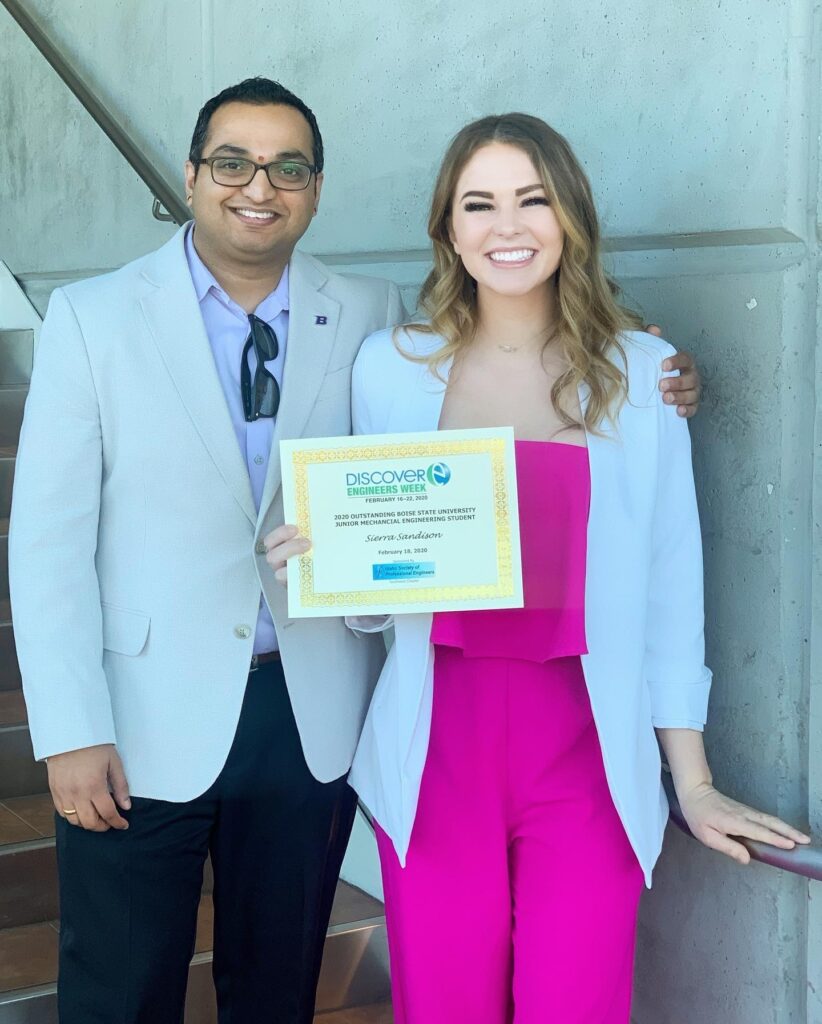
left=645, top=324, right=702, bottom=419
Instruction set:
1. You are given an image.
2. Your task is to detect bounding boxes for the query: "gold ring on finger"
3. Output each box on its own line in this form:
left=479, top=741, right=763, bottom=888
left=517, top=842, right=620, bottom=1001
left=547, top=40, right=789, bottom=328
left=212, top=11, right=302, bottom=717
left=62, top=808, right=78, bottom=815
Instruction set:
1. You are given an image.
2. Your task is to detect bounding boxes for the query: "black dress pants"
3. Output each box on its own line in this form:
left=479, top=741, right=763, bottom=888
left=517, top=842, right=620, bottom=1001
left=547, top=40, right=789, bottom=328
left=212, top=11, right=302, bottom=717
left=55, top=661, right=358, bottom=1024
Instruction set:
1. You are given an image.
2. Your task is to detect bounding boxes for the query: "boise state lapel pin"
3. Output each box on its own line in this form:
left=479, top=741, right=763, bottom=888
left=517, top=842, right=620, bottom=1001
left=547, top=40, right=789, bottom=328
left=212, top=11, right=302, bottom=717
left=315, top=315, right=328, bottom=325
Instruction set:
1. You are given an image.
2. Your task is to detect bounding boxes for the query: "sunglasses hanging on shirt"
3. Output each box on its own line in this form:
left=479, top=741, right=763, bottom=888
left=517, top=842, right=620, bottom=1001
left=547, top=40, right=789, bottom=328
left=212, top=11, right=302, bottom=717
left=241, top=314, right=280, bottom=422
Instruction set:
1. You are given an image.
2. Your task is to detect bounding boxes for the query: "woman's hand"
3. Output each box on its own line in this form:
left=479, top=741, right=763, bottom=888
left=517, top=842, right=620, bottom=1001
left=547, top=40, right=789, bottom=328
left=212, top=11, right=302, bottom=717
left=677, top=780, right=810, bottom=865
left=262, top=524, right=312, bottom=585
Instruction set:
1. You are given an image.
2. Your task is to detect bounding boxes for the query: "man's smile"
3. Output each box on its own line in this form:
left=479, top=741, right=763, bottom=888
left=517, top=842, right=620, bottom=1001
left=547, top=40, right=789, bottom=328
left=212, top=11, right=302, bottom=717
left=228, top=207, right=281, bottom=226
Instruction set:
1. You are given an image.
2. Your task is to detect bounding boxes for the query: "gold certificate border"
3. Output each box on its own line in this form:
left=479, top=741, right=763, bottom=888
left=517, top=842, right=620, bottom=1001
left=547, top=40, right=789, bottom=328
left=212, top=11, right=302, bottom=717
left=291, top=438, right=514, bottom=608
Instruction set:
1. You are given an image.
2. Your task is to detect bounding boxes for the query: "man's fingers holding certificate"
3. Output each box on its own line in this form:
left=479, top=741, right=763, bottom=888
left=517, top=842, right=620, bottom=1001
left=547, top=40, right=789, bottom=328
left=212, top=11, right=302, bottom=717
left=263, top=524, right=312, bottom=585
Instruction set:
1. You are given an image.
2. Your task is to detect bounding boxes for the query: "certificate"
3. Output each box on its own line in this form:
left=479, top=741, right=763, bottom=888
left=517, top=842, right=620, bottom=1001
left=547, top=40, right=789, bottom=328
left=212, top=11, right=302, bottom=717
left=280, top=428, right=523, bottom=617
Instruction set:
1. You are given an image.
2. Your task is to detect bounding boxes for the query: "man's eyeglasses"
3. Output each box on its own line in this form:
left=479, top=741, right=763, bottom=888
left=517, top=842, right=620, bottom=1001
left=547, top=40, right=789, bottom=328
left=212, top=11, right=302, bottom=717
left=241, top=316, right=280, bottom=422
left=198, top=156, right=317, bottom=191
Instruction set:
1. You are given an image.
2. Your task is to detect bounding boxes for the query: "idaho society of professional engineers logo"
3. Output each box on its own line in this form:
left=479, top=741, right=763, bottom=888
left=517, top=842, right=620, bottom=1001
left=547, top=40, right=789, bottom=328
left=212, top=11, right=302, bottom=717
left=426, top=462, right=451, bottom=486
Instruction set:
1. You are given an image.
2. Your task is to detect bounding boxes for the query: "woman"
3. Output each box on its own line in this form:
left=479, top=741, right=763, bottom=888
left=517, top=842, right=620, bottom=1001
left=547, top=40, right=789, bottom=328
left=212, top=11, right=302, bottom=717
left=272, top=115, right=809, bottom=1023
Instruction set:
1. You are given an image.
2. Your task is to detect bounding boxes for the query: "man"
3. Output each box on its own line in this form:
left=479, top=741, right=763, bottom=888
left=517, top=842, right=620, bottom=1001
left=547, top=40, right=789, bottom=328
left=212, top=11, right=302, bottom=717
left=9, top=77, right=700, bottom=1023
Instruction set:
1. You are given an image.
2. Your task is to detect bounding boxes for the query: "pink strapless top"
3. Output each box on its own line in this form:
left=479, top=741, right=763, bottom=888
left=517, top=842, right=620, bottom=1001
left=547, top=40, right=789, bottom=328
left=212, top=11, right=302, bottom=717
left=431, top=439, right=589, bottom=662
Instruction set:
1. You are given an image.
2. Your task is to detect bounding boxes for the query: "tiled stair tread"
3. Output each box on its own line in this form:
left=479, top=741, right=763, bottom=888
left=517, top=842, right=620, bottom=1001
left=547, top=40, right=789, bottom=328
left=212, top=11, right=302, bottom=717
left=0, top=920, right=58, bottom=992
left=330, top=881, right=384, bottom=926
left=316, top=1004, right=393, bottom=1023
left=0, top=882, right=385, bottom=995
left=0, top=803, right=40, bottom=844
left=0, top=689, right=26, bottom=726
left=1, top=793, right=55, bottom=839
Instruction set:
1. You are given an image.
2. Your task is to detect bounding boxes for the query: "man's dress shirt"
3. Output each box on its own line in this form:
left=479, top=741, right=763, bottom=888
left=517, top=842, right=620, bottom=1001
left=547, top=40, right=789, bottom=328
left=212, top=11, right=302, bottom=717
left=184, top=225, right=287, bottom=654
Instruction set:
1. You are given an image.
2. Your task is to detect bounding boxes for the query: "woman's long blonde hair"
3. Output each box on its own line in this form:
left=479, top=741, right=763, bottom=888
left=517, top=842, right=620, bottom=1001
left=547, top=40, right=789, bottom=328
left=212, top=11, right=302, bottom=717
left=401, top=113, right=642, bottom=431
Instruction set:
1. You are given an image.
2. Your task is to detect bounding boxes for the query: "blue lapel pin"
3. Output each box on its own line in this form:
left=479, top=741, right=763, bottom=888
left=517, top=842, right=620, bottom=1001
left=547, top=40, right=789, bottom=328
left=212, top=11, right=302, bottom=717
left=315, top=315, right=328, bottom=325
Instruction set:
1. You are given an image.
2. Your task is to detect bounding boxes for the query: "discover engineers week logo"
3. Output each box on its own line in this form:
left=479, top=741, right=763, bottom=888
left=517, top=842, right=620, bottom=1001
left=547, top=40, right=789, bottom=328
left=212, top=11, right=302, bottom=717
left=346, top=462, right=452, bottom=497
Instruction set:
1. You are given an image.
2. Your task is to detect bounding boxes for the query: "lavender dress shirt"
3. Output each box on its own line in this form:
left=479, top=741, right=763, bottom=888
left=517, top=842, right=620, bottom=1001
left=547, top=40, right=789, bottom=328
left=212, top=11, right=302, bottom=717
left=184, top=226, right=287, bottom=653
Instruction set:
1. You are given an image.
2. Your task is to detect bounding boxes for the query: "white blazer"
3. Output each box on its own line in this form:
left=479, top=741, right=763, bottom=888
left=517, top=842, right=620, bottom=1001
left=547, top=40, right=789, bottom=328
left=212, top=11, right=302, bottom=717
left=348, top=326, right=712, bottom=886
left=10, top=226, right=405, bottom=799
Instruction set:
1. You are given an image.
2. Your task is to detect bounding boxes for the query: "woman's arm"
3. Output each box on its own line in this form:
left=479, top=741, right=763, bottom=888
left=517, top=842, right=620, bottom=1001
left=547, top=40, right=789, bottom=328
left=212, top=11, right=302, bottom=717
left=657, top=728, right=808, bottom=864
left=646, top=340, right=808, bottom=860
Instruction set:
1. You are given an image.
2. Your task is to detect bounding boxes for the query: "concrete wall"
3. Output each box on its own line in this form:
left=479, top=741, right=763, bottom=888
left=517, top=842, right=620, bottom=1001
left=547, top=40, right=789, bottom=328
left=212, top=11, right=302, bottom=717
left=1, top=0, right=820, bottom=1019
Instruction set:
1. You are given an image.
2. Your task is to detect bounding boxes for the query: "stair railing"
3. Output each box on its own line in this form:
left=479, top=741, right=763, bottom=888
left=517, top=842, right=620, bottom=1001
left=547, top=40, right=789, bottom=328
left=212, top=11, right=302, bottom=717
left=662, top=769, right=822, bottom=881
left=1, top=0, right=189, bottom=226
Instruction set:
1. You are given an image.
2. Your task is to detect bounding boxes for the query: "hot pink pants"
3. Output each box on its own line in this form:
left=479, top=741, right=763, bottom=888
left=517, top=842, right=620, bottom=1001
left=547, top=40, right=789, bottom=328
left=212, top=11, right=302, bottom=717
left=375, top=646, right=644, bottom=1024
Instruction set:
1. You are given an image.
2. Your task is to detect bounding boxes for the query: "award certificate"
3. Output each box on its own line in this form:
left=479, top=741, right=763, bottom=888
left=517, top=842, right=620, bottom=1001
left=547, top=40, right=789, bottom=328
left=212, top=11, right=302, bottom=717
left=280, top=428, right=523, bottom=617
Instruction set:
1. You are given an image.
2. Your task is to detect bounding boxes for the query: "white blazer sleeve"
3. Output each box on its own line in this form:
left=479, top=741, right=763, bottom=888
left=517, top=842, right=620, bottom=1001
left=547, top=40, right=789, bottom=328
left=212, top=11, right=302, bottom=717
left=9, top=288, right=117, bottom=759
left=644, top=348, right=712, bottom=730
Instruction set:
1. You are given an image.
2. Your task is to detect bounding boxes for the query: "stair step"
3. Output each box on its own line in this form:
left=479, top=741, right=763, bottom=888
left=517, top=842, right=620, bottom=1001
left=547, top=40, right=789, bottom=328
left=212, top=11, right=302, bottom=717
left=1, top=795, right=54, bottom=840
left=0, top=724, right=47, bottom=800
left=0, top=691, right=26, bottom=727
left=0, top=331, right=33, bottom=387
left=0, top=534, right=9, bottom=610
left=316, top=1004, right=393, bottom=1023
left=0, top=455, right=14, bottom=523
left=0, top=839, right=56, bottom=931
left=0, top=882, right=390, bottom=1022
left=0, top=626, right=21, bottom=693
left=0, top=390, right=28, bottom=452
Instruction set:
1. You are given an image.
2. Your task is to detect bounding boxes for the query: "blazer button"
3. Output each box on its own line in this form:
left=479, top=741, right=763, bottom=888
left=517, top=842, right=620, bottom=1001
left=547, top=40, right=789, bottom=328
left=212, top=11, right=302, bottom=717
left=234, top=625, right=252, bottom=639
left=255, top=542, right=266, bottom=555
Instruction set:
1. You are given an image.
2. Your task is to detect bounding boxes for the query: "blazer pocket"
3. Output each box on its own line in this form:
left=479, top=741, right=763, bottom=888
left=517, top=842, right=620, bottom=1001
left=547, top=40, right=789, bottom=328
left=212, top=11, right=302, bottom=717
left=101, top=603, right=150, bottom=656
left=314, top=364, right=353, bottom=400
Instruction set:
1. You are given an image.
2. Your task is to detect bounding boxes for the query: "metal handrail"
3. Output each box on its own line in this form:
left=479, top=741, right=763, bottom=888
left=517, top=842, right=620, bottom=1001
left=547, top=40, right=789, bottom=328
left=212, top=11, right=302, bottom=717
left=2, top=0, right=189, bottom=225
left=662, top=771, right=822, bottom=881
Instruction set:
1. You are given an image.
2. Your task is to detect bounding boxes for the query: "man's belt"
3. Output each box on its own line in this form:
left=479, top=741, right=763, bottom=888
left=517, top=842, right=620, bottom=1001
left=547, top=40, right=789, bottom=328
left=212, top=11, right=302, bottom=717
left=249, top=651, right=281, bottom=672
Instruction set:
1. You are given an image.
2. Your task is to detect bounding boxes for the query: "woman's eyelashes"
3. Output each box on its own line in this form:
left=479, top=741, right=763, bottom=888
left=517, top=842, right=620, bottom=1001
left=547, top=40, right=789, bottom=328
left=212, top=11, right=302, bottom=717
left=462, top=196, right=550, bottom=212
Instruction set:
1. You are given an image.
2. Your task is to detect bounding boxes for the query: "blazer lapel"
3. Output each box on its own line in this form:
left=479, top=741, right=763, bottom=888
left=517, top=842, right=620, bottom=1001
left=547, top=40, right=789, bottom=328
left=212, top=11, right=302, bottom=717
left=257, top=250, right=341, bottom=529
left=139, top=229, right=257, bottom=525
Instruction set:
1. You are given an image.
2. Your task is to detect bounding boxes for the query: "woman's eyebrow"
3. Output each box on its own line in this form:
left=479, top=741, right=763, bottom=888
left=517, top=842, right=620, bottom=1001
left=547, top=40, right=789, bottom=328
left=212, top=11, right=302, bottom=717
left=459, top=183, right=544, bottom=201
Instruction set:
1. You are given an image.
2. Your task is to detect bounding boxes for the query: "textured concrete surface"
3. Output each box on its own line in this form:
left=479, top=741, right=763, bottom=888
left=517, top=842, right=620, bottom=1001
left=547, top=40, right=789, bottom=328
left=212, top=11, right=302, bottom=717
left=0, top=0, right=820, bottom=1020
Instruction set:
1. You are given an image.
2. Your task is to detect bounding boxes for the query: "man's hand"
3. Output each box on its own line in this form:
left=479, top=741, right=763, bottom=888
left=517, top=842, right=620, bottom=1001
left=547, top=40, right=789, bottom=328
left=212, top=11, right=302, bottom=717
left=645, top=324, right=702, bottom=419
left=47, top=743, right=131, bottom=832
left=263, top=524, right=312, bottom=585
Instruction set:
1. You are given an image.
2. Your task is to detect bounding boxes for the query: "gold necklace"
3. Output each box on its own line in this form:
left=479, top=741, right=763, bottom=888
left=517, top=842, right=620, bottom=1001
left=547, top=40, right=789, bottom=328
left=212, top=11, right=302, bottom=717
left=497, top=344, right=519, bottom=353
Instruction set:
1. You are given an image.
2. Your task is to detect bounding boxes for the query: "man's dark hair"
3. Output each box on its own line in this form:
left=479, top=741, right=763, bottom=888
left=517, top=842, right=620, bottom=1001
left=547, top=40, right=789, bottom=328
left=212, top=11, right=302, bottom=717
left=189, top=77, right=324, bottom=172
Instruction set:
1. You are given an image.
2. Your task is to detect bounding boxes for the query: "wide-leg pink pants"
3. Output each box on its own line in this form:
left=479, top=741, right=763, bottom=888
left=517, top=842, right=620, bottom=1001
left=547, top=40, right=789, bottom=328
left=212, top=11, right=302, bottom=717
left=375, top=647, right=644, bottom=1024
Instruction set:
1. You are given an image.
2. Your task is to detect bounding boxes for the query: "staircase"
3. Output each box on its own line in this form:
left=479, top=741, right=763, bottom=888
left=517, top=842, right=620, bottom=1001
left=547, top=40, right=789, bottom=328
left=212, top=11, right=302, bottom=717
left=0, top=326, right=393, bottom=1023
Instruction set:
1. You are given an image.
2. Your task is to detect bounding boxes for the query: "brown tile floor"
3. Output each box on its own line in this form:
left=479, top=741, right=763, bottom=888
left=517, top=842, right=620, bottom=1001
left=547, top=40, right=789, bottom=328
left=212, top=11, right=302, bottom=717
left=0, top=688, right=26, bottom=726
left=0, top=802, right=40, bottom=844
left=2, top=793, right=57, bottom=838
left=0, top=920, right=58, bottom=991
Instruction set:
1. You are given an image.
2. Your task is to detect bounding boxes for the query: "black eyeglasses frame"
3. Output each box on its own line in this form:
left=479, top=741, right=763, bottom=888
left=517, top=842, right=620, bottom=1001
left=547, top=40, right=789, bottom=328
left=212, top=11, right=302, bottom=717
left=197, top=156, right=318, bottom=191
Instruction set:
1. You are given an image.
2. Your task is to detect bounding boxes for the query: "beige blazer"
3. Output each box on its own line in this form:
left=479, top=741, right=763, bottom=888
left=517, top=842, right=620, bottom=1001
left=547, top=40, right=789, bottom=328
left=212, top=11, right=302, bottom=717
left=9, top=226, right=404, bottom=799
